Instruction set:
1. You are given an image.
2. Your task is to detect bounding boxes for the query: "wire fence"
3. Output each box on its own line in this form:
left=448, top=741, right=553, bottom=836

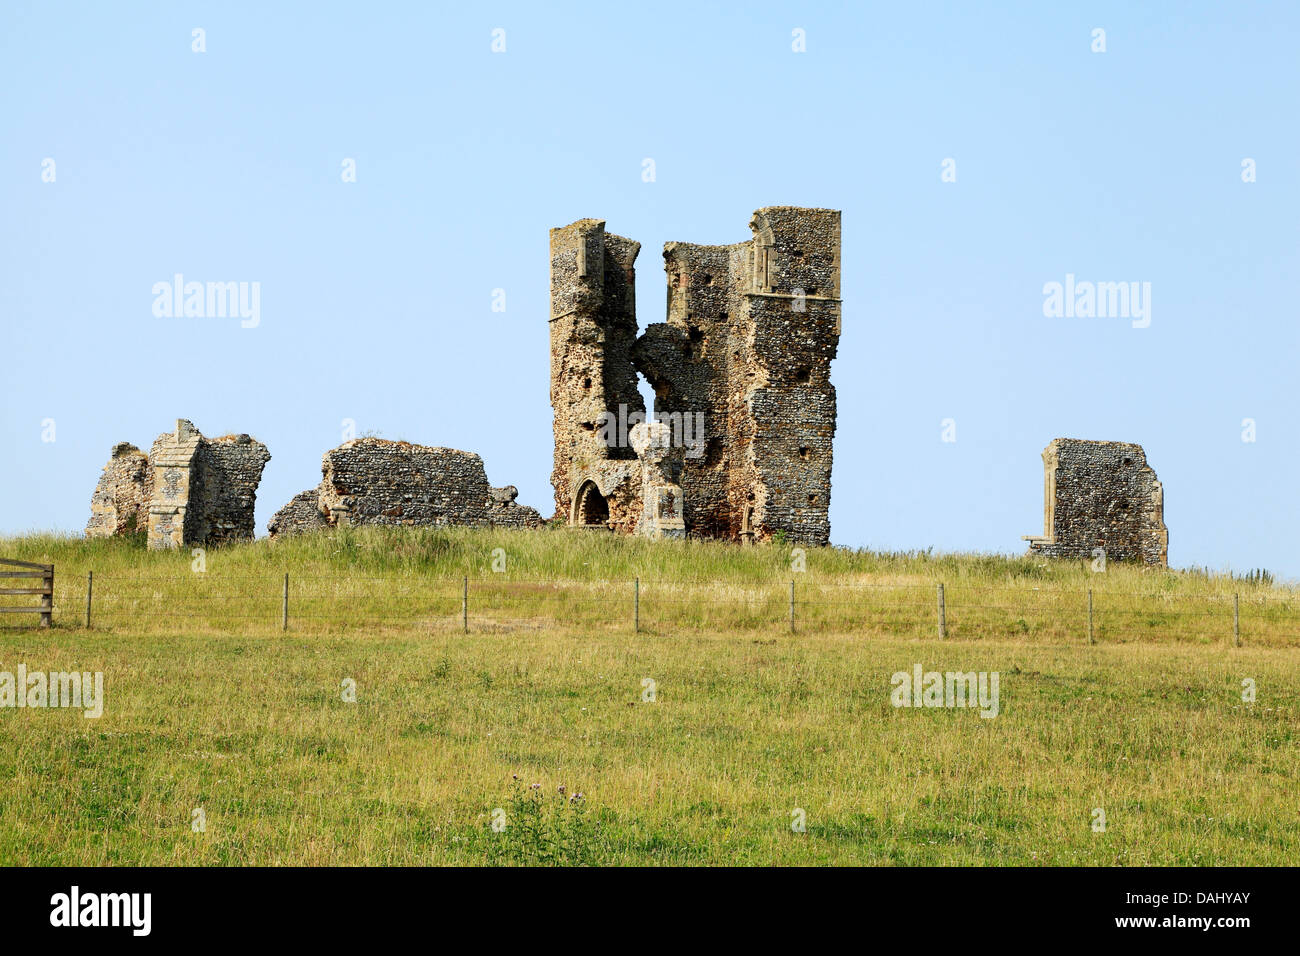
left=1, top=568, right=1297, bottom=646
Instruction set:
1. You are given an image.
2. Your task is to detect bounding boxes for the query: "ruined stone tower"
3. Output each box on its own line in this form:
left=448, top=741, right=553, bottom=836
left=548, top=219, right=646, bottom=531
left=637, top=207, right=842, bottom=545
left=549, top=207, right=842, bottom=546
left=1023, top=438, right=1168, bottom=566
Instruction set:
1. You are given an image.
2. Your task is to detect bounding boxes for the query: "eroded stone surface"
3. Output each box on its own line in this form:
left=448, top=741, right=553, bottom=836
left=550, top=207, right=842, bottom=546
left=548, top=219, right=645, bottom=534
left=146, top=420, right=270, bottom=550
left=85, top=443, right=151, bottom=538
left=87, top=420, right=270, bottom=550
left=267, top=489, right=327, bottom=537
left=630, top=421, right=685, bottom=540
left=268, top=438, right=541, bottom=535
left=1024, top=438, right=1168, bottom=566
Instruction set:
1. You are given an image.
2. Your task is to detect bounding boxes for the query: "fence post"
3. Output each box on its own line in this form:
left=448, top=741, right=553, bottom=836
left=85, top=571, right=93, bottom=628
left=1087, top=589, right=1094, bottom=645
left=282, top=573, right=289, bottom=631
left=634, top=577, right=640, bottom=633
left=40, top=566, right=53, bottom=628
left=1233, top=593, right=1240, bottom=647
left=462, top=576, right=468, bottom=633
left=789, top=580, right=795, bottom=633
left=937, top=583, right=946, bottom=640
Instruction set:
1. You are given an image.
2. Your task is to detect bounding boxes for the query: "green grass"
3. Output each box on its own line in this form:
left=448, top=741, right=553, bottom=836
left=0, top=528, right=1296, bottom=865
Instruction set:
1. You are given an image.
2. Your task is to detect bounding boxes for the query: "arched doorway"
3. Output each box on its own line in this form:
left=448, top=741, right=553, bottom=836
left=573, top=480, right=610, bottom=528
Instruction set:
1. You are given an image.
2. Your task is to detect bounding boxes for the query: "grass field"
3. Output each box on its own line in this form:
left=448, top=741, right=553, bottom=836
left=1, top=528, right=1296, bottom=865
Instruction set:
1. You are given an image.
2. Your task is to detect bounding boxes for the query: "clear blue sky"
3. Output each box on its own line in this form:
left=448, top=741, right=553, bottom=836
left=2, top=1, right=1296, bottom=579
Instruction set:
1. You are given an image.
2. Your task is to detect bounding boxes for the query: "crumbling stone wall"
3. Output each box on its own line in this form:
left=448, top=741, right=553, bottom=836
left=267, top=489, right=328, bottom=536
left=550, top=207, right=842, bottom=546
left=630, top=421, right=685, bottom=540
left=199, top=434, right=273, bottom=545
left=146, top=420, right=205, bottom=549
left=146, top=420, right=270, bottom=549
left=88, top=420, right=270, bottom=549
left=1023, top=438, right=1168, bottom=566
left=549, top=219, right=645, bottom=533
left=487, top=485, right=543, bottom=528
left=268, top=438, right=541, bottom=535
left=634, top=241, right=735, bottom=539
left=568, top=461, right=642, bottom=534
left=85, top=443, right=151, bottom=537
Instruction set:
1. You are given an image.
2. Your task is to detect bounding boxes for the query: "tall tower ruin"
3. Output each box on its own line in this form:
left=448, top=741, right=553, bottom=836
left=637, top=207, right=841, bottom=545
left=549, top=207, right=842, bottom=547
left=548, top=219, right=645, bottom=529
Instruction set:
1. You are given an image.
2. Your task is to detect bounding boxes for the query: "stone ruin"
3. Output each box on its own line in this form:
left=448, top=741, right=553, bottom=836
left=86, top=419, right=270, bottom=550
left=550, top=207, right=842, bottom=546
left=268, top=438, right=541, bottom=536
left=1023, top=438, right=1168, bottom=567
left=86, top=442, right=151, bottom=538
left=83, top=211, right=1181, bottom=564
left=83, top=207, right=843, bottom=551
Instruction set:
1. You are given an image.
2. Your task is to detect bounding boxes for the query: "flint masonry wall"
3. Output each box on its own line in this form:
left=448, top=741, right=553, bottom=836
left=634, top=240, right=735, bottom=538
left=88, top=420, right=270, bottom=549
left=268, top=438, right=541, bottom=535
left=1025, top=438, right=1168, bottom=566
left=639, top=207, right=841, bottom=546
left=548, top=219, right=646, bottom=533
left=85, top=443, right=151, bottom=537
left=200, top=434, right=273, bottom=545
left=146, top=420, right=270, bottom=550
left=551, top=207, right=842, bottom=546
left=267, top=489, right=328, bottom=536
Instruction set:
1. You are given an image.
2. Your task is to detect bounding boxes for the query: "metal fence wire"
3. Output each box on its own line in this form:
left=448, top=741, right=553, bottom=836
left=1, top=570, right=1294, bottom=646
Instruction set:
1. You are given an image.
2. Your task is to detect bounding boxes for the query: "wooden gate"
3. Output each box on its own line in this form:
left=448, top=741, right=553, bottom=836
left=0, top=558, right=53, bottom=627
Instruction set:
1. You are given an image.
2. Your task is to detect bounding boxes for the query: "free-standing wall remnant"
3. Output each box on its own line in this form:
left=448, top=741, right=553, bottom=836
left=549, top=207, right=842, bottom=546
left=267, top=437, right=542, bottom=535
left=85, top=443, right=151, bottom=538
left=86, top=420, right=270, bottom=549
left=146, top=420, right=271, bottom=550
left=1022, top=438, right=1168, bottom=567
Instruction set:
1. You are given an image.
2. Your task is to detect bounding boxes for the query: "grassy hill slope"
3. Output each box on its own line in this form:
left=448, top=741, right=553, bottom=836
left=0, top=529, right=1296, bottom=865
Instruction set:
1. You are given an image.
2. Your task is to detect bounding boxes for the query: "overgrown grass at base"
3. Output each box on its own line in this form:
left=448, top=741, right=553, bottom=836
left=0, top=528, right=1295, bottom=865
left=1, top=527, right=1294, bottom=646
